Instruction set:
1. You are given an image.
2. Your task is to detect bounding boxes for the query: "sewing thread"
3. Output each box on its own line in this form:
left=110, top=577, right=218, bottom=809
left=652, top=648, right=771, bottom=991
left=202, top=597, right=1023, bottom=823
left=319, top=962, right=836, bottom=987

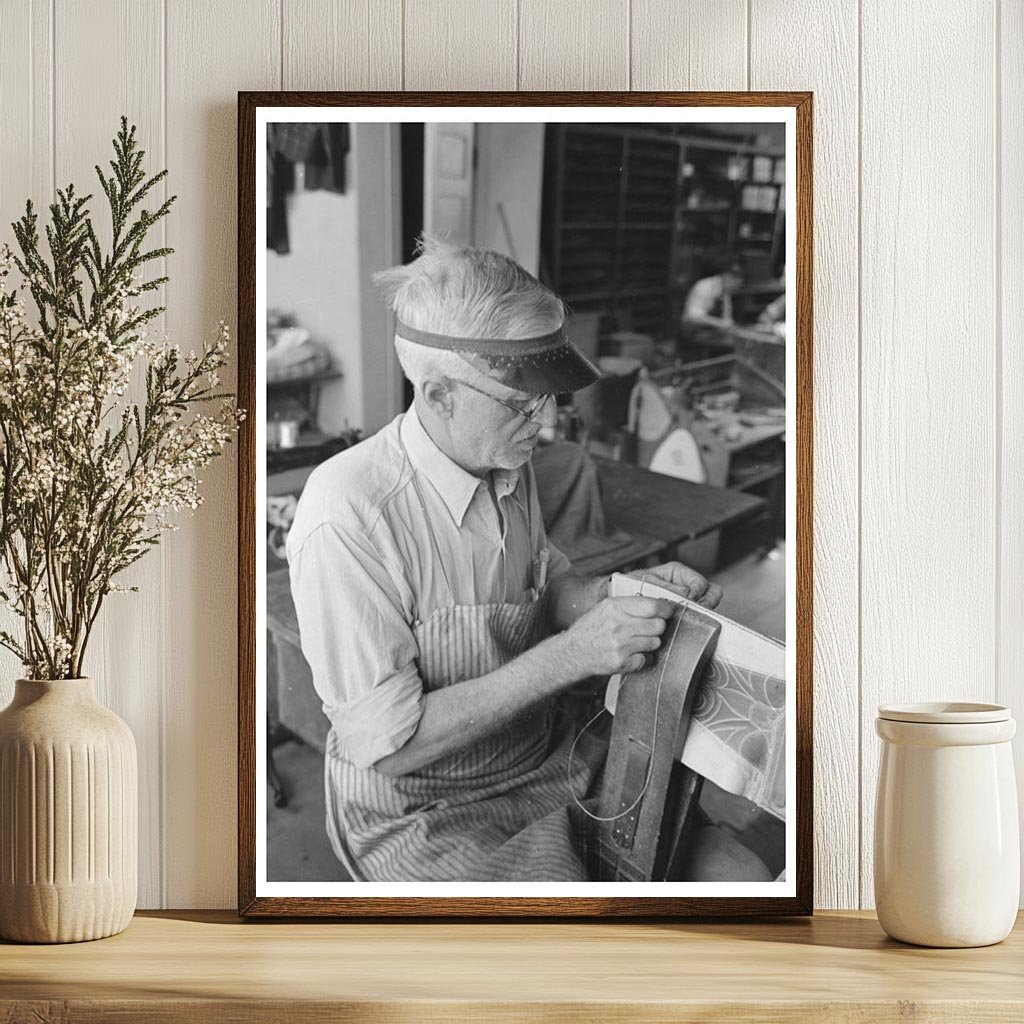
left=567, top=585, right=685, bottom=823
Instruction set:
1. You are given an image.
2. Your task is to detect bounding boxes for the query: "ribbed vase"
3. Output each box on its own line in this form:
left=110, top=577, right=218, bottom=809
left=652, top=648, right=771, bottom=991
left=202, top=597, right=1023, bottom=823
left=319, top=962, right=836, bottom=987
left=0, top=678, right=137, bottom=943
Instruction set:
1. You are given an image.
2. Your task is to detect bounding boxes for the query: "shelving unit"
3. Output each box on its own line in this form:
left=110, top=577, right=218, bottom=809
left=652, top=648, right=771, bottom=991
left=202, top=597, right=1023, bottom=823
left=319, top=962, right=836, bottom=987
left=542, top=124, right=785, bottom=342
left=266, top=368, right=351, bottom=474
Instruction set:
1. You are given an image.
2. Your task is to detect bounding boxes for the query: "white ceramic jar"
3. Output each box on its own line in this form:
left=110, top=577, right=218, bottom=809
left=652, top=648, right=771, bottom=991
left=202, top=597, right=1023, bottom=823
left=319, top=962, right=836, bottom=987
left=874, top=702, right=1019, bottom=947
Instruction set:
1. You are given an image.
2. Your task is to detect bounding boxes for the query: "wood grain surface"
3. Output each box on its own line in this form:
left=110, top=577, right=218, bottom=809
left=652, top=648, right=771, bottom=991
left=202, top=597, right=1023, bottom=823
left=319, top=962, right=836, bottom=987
left=2, top=910, right=1023, bottom=1023
left=0, top=3, right=61, bottom=750
left=51, top=0, right=167, bottom=914
left=519, top=0, right=629, bottom=90
left=750, top=0, right=860, bottom=911
left=1000, top=0, right=1024, bottom=914
left=858, top=2, right=998, bottom=909
left=631, top=0, right=747, bottom=91
left=283, top=0, right=402, bottom=92
left=406, top=0, right=517, bottom=91
left=164, top=0, right=280, bottom=909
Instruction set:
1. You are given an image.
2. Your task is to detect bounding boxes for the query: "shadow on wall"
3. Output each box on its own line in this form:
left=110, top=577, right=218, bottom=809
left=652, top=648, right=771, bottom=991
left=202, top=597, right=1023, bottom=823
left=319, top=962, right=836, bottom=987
left=160, top=100, right=244, bottom=903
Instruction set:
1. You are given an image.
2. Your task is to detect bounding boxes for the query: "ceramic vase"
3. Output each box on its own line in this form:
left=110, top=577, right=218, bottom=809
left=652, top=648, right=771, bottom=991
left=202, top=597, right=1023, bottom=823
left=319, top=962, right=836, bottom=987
left=0, top=678, right=137, bottom=943
left=874, top=702, right=1019, bottom=948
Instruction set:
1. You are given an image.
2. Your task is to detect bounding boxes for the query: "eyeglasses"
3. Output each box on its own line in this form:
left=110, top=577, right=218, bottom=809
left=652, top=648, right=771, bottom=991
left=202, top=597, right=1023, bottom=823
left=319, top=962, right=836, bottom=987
left=453, top=378, right=554, bottom=423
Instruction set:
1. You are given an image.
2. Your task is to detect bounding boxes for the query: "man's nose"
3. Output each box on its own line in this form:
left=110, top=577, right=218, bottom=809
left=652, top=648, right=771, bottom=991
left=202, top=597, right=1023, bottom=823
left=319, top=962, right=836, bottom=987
left=536, top=395, right=559, bottom=428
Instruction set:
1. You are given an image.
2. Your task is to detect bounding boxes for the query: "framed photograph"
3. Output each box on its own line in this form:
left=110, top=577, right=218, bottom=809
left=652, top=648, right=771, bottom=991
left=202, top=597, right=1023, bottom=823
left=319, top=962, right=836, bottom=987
left=238, top=92, right=812, bottom=917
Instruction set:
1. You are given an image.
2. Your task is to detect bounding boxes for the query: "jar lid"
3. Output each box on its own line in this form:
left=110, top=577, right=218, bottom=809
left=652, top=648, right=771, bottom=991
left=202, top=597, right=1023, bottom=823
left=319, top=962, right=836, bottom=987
left=877, top=701, right=1011, bottom=724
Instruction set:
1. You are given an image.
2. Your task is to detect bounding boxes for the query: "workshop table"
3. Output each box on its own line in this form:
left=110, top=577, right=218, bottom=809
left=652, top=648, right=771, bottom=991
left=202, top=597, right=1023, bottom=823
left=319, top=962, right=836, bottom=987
left=594, top=455, right=766, bottom=559
left=270, top=450, right=766, bottom=570
left=727, top=325, right=786, bottom=347
left=2, top=910, right=1021, bottom=1021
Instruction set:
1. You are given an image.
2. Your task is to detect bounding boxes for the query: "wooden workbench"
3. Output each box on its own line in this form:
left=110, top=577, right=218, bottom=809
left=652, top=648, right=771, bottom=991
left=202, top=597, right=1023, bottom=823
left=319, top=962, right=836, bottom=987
left=2, top=910, right=1022, bottom=1022
left=595, top=455, right=766, bottom=551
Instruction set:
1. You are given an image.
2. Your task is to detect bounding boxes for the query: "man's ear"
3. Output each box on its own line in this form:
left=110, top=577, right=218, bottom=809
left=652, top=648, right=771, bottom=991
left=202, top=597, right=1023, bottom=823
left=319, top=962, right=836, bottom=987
left=421, top=377, right=455, bottom=419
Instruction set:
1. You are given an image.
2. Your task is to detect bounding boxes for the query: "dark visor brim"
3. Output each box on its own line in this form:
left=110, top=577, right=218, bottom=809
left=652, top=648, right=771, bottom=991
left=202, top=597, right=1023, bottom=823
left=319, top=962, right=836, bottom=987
left=474, top=341, right=601, bottom=394
left=395, top=319, right=602, bottom=394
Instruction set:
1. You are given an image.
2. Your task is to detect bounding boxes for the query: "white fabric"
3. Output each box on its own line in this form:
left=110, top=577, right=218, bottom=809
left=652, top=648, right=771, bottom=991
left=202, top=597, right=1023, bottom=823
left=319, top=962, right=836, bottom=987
left=683, top=274, right=733, bottom=322
left=649, top=427, right=708, bottom=484
left=605, top=573, right=787, bottom=822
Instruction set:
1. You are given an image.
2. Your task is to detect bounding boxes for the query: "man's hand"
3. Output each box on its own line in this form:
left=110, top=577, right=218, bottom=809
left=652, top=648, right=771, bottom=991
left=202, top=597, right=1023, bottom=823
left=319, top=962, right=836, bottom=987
left=625, top=561, right=723, bottom=610
left=558, top=595, right=676, bottom=676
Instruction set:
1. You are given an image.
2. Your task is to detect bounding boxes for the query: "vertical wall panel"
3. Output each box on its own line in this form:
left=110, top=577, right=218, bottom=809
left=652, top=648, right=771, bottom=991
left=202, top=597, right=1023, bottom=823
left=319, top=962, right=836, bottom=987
left=0, top=0, right=52, bottom=228
left=860, top=0, right=998, bottom=907
left=0, top=2, right=52, bottom=698
left=51, top=0, right=166, bottom=909
left=405, top=0, right=516, bottom=90
left=1000, top=0, right=1024, bottom=900
left=519, top=0, right=628, bottom=90
left=750, top=1, right=860, bottom=910
left=164, top=0, right=280, bottom=908
left=0, top=0, right=1020, bottom=912
left=631, top=0, right=746, bottom=90
left=284, top=0, right=401, bottom=90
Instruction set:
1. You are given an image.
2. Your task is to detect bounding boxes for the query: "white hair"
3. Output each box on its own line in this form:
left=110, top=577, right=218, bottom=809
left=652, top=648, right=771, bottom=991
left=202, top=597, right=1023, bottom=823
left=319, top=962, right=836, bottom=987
left=373, top=235, right=564, bottom=397
left=392, top=336, right=523, bottom=396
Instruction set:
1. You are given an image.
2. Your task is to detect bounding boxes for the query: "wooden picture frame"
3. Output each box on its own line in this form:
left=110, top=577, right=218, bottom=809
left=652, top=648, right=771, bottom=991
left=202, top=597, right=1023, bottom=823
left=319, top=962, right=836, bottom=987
left=238, top=91, right=813, bottom=917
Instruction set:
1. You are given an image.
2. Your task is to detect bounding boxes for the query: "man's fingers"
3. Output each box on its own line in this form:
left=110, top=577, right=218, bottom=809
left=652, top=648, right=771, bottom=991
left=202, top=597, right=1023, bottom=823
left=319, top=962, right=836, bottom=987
left=646, top=561, right=711, bottom=600
left=617, top=595, right=676, bottom=619
left=697, top=584, right=723, bottom=610
left=623, top=636, right=667, bottom=673
left=630, top=616, right=666, bottom=637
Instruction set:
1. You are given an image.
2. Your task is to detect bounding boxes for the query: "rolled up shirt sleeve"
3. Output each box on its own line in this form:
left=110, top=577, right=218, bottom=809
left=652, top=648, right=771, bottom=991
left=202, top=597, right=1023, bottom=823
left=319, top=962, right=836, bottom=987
left=287, top=519, right=424, bottom=769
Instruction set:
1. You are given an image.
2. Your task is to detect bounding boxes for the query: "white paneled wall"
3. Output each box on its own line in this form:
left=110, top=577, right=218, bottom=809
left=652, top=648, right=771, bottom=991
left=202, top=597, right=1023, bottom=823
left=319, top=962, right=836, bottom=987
left=858, top=2, right=999, bottom=910
left=1003, top=0, right=1024, bottom=917
left=751, top=0, right=860, bottom=912
left=0, top=0, right=1018, bottom=910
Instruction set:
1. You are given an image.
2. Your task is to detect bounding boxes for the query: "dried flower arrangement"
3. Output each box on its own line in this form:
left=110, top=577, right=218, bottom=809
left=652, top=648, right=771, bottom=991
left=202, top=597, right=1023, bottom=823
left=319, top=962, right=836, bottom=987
left=0, top=118, right=242, bottom=679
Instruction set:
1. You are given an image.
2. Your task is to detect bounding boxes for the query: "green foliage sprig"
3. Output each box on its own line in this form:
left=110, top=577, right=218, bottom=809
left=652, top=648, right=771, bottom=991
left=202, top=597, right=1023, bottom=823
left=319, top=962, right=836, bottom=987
left=0, top=117, right=242, bottom=679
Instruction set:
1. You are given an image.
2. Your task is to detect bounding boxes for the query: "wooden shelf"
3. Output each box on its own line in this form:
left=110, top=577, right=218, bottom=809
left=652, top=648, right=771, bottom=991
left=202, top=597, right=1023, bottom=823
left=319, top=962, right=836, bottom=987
left=544, top=125, right=786, bottom=340
left=2, top=910, right=1022, bottom=1021
left=544, top=125, right=681, bottom=336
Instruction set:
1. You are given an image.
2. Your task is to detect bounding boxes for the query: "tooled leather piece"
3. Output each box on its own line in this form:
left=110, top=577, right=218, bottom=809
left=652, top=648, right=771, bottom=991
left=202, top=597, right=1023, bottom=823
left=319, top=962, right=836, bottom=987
left=595, top=605, right=721, bottom=882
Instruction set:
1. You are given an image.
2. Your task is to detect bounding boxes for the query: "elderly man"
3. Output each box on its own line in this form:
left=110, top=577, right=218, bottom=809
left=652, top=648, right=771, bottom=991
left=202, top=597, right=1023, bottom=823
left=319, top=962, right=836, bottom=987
left=287, top=238, right=767, bottom=883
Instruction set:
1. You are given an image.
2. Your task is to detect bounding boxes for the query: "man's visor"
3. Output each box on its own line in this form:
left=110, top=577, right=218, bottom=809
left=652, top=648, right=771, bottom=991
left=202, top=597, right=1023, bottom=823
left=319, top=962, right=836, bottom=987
left=395, top=320, right=601, bottom=394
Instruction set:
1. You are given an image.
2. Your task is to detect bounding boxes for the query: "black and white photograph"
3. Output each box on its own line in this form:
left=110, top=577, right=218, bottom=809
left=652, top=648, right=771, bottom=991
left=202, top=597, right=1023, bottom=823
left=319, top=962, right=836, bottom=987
left=244, top=99, right=809, bottom=913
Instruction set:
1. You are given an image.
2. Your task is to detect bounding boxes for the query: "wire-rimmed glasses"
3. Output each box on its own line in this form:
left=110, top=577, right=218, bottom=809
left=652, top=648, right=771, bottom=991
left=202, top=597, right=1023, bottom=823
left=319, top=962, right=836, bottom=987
left=453, top=377, right=555, bottom=423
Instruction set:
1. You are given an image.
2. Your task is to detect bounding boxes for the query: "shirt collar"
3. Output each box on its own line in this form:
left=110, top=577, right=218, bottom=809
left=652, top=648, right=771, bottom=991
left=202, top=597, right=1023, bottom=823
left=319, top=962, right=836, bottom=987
left=400, top=407, right=521, bottom=527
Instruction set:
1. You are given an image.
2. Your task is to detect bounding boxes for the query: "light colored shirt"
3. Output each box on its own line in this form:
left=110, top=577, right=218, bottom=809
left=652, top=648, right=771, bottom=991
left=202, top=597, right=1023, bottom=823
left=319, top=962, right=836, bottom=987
left=683, top=274, right=733, bottom=323
left=285, top=407, right=571, bottom=769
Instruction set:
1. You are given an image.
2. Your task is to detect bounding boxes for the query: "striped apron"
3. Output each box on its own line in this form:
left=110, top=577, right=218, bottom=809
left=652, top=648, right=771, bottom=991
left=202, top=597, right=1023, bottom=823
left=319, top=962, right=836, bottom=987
left=324, top=449, right=606, bottom=882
